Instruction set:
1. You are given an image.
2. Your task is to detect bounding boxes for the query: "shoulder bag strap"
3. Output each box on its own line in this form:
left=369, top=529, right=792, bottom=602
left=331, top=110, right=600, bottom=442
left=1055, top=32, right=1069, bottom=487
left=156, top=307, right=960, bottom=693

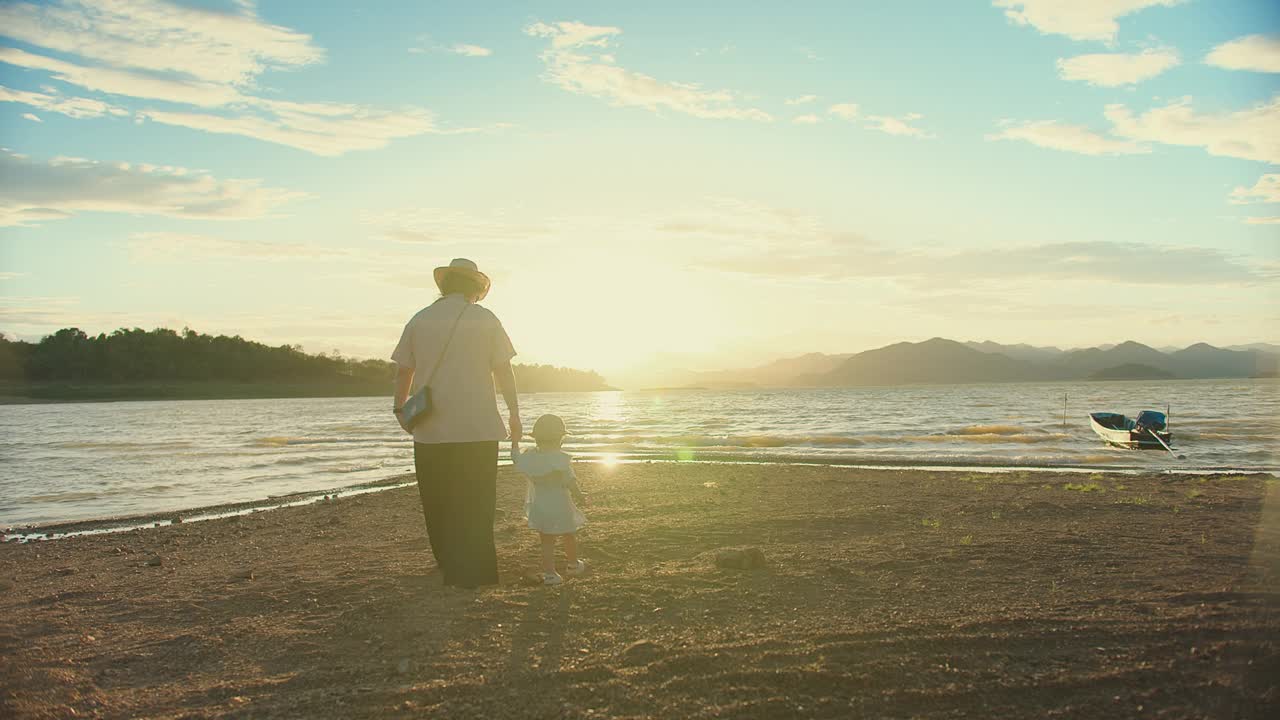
left=425, top=303, right=469, bottom=386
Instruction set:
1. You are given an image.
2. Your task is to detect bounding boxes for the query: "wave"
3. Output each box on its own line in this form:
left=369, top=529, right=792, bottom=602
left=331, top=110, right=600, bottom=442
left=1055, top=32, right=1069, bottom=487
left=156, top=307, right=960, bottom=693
left=53, top=441, right=195, bottom=451
left=947, top=425, right=1029, bottom=436
left=249, top=436, right=383, bottom=448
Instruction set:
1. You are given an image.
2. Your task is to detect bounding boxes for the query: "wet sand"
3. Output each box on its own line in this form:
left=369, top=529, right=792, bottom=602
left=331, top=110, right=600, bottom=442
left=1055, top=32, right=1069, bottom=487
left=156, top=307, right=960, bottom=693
left=1, top=464, right=1277, bottom=719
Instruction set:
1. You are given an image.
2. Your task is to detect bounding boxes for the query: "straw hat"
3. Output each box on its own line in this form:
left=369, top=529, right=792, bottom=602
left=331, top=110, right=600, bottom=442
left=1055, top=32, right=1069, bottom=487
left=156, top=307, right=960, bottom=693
left=433, top=258, right=491, bottom=301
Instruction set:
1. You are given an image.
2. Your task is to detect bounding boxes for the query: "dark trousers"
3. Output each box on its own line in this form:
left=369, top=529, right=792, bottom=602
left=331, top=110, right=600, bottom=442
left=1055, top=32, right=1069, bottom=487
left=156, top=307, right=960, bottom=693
left=413, top=441, right=499, bottom=588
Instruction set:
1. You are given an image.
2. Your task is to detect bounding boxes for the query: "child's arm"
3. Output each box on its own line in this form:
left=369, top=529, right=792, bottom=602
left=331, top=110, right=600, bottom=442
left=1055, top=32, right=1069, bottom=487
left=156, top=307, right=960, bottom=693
left=567, top=464, right=586, bottom=504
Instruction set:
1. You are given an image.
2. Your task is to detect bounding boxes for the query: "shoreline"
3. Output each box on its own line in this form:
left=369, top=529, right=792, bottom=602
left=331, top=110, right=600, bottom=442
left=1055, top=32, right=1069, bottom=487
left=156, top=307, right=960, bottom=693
left=2, top=463, right=1275, bottom=718
left=6, top=458, right=1275, bottom=542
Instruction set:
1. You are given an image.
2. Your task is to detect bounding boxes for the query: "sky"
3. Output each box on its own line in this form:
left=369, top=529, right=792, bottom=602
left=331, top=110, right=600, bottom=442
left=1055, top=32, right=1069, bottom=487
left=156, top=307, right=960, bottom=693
left=0, top=0, right=1277, bottom=384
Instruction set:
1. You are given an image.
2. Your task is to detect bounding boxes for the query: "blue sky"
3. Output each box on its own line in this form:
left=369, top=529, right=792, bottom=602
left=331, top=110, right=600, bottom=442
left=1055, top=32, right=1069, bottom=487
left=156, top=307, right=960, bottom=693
left=1, top=0, right=1277, bottom=382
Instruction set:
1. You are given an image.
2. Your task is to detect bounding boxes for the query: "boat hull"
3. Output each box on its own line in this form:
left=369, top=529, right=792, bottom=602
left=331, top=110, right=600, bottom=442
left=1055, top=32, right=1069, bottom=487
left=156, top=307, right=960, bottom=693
left=1089, top=412, right=1173, bottom=450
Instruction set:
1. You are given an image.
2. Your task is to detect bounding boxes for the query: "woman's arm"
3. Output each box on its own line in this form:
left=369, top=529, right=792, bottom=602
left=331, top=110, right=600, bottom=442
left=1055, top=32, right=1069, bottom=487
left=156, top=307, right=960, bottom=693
left=493, top=359, right=521, bottom=440
left=393, top=365, right=414, bottom=434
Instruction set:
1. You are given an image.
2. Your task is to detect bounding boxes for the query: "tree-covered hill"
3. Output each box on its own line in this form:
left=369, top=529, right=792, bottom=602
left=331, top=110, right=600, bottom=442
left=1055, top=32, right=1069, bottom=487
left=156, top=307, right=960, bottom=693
left=0, top=327, right=613, bottom=401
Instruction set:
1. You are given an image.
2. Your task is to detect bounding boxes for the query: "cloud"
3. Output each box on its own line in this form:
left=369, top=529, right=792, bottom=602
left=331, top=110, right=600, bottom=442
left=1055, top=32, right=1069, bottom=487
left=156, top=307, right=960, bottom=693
left=865, top=113, right=933, bottom=138
left=127, top=232, right=355, bottom=262
left=1230, top=174, right=1280, bottom=205
left=0, top=84, right=128, bottom=119
left=409, top=38, right=493, bottom=57
left=0, top=46, right=243, bottom=108
left=525, top=21, right=620, bottom=50
left=449, top=44, right=492, bottom=57
left=138, top=100, right=446, bottom=157
left=828, top=103, right=859, bottom=120
left=668, top=199, right=1263, bottom=287
left=987, top=120, right=1149, bottom=155
left=21, top=113, right=40, bottom=122
left=827, top=103, right=932, bottom=138
left=523, top=20, right=772, bottom=122
left=793, top=114, right=820, bottom=125
left=785, top=95, right=818, bottom=105
left=992, top=0, right=1183, bottom=42
left=1206, top=34, right=1280, bottom=73
left=1244, top=216, right=1280, bottom=225
left=0, top=0, right=322, bottom=87
left=362, top=207, right=555, bottom=245
left=0, top=1, right=450, bottom=156
left=1057, top=47, right=1180, bottom=86
left=0, top=149, right=304, bottom=226
left=1105, top=96, right=1280, bottom=164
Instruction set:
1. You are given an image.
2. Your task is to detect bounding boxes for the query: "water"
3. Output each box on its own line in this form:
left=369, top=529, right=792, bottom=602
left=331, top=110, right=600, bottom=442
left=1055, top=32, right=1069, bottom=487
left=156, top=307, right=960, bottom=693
left=1, top=380, right=1275, bottom=527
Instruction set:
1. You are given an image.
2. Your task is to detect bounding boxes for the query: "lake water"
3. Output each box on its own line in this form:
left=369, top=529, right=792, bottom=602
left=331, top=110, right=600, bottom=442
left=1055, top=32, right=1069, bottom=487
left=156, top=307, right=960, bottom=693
left=1, top=379, right=1275, bottom=527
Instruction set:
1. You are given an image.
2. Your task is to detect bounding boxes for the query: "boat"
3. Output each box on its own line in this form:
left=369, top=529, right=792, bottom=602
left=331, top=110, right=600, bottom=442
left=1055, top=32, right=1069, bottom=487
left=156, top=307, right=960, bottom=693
left=1089, top=410, right=1172, bottom=450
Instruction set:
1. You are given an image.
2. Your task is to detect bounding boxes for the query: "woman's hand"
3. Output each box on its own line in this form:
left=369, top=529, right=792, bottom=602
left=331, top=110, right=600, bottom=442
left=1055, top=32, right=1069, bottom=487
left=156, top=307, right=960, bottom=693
left=509, top=414, right=523, bottom=441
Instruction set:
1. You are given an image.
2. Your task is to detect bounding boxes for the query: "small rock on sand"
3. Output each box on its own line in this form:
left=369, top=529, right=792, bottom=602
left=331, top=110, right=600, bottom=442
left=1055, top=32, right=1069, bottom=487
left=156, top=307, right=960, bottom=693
left=231, top=568, right=255, bottom=580
left=145, top=556, right=163, bottom=567
left=620, top=640, right=662, bottom=666
left=396, top=658, right=413, bottom=675
left=714, top=547, right=766, bottom=570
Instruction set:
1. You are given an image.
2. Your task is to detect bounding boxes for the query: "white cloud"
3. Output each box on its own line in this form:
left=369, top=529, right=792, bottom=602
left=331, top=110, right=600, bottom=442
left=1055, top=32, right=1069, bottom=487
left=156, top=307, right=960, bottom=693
left=992, top=0, right=1183, bottom=42
left=138, top=100, right=445, bottom=157
left=793, top=114, right=820, bottom=125
left=865, top=113, right=933, bottom=138
left=785, top=95, right=818, bottom=105
left=127, top=232, right=354, bottom=262
left=0, top=0, right=322, bottom=87
left=525, top=21, right=620, bottom=50
left=828, top=103, right=859, bottom=120
left=1206, top=34, right=1280, bottom=74
left=1105, top=96, right=1280, bottom=164
left=450, top=44, right=492, bottom=57
left=1057, top=47, right=1180, bottom=86
left=0, top=149, right=304, bottom=226
left=1243, top=216, right=1280, bottom=225
left=0, top=2, right=451, bottom=156
left=827, top=103, right=932, bottom=138
left=987, top=120, right=1149, bottom=155
left=0, top=47, right=243, bottom=108
left=363, top=207, right=555, bottom=245
left=21, top=113, right=40, bottom=123
left=523, top=20, right=772, bottom=122
left=0, top=83, right=127, bottom=119
left=672, top=199, right=1262, bottom=286
left=1230, top=174, right=1280, bottom=205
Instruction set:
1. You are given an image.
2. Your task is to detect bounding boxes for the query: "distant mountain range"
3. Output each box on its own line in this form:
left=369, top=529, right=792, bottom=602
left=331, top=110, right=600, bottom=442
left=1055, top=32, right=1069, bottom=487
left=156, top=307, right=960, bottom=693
left=670, top=339, right=1278, bottom=389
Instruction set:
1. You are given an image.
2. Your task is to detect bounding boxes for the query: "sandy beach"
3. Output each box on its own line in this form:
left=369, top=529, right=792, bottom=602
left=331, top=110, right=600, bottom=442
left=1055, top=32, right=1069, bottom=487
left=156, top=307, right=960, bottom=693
left=2, top=463, right=1277, bottom=719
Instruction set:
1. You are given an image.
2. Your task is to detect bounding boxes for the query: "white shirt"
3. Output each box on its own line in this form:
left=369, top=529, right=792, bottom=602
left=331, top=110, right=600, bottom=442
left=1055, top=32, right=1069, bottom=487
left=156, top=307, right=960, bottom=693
left=391, top=294, right=516, bottom=444
left=512, top=447, right=576, bottom=485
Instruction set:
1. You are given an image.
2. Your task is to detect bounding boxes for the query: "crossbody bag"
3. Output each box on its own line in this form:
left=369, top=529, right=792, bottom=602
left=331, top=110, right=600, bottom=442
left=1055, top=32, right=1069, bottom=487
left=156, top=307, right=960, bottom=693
left=400, top=304, right=469, bottom=429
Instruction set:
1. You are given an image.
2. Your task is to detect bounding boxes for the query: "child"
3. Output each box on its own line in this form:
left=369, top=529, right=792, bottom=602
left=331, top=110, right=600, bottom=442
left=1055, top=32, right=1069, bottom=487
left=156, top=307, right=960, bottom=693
left=511, top=414, right=587, bottom=585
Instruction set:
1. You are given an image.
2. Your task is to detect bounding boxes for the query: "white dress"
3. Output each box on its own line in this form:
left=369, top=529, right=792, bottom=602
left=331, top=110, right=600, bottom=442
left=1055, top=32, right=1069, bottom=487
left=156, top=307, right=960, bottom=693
left=513, top=448, right=586, bottom=535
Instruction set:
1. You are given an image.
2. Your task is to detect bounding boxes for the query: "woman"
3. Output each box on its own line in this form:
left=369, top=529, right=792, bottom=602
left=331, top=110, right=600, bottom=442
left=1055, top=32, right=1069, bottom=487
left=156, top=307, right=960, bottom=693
left=391, top=258, right=520, bottom=588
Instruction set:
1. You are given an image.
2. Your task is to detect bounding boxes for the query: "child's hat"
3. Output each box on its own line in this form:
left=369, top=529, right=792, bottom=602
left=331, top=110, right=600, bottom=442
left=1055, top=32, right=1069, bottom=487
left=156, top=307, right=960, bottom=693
left=531, top=414, right=568, bottom=439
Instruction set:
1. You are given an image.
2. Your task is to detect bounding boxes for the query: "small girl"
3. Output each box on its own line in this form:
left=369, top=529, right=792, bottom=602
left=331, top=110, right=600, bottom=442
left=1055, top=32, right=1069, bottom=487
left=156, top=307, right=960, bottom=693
left=511, top=414, right=587, bottom=585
